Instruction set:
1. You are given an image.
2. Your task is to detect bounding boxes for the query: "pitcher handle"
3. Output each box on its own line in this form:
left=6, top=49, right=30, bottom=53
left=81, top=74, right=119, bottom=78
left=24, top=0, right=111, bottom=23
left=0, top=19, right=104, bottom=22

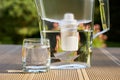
left=93, top=0, right=110, bottom=39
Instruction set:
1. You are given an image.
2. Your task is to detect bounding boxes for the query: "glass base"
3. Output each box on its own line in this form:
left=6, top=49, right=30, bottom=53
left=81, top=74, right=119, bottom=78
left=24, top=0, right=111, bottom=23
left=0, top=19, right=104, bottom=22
left=50, top=62, right=90, bottom=69
left=23, top=66, right=49, bottom=72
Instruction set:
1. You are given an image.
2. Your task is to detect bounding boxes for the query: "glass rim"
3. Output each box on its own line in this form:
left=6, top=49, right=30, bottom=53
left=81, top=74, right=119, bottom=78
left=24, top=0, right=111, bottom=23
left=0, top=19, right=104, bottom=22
left=23, top=38, right=50, bottom=42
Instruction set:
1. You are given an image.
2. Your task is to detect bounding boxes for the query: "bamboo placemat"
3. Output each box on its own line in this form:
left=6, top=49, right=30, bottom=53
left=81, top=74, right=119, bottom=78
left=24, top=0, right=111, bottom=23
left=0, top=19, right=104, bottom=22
left=0, top=69, right=89, bottom=80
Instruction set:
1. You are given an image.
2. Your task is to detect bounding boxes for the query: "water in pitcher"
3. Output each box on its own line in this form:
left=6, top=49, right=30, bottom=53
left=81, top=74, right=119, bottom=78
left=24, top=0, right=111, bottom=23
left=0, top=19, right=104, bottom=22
left=39, top=17, right=93, bottom=69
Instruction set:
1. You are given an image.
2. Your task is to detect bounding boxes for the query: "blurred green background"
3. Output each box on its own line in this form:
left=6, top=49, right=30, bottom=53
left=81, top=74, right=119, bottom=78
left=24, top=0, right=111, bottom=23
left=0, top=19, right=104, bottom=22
left=0, top=0, right=120, bottom=47
left=0, top=0, right=39, bottom=44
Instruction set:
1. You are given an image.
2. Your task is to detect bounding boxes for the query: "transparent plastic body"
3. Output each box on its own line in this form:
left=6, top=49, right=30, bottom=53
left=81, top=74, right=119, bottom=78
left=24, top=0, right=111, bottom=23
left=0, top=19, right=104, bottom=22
left=34, top=0, right=110, bottom=69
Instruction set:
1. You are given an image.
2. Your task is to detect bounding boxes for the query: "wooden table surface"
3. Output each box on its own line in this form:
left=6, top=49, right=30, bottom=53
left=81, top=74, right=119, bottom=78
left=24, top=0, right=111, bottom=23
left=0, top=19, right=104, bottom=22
left=0, top=45, right=120, bottom=80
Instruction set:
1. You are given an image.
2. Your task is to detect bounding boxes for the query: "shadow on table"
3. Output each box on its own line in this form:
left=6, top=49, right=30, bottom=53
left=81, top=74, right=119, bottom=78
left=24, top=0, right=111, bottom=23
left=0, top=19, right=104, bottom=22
left=0, top=64, right=22, bottom=73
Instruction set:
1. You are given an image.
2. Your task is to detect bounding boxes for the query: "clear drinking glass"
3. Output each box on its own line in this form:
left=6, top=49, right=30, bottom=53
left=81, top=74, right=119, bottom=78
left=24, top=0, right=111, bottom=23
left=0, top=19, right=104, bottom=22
left=22, top=38, right=50, bottom=72
left=34, top=0, right=110, bottom=69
